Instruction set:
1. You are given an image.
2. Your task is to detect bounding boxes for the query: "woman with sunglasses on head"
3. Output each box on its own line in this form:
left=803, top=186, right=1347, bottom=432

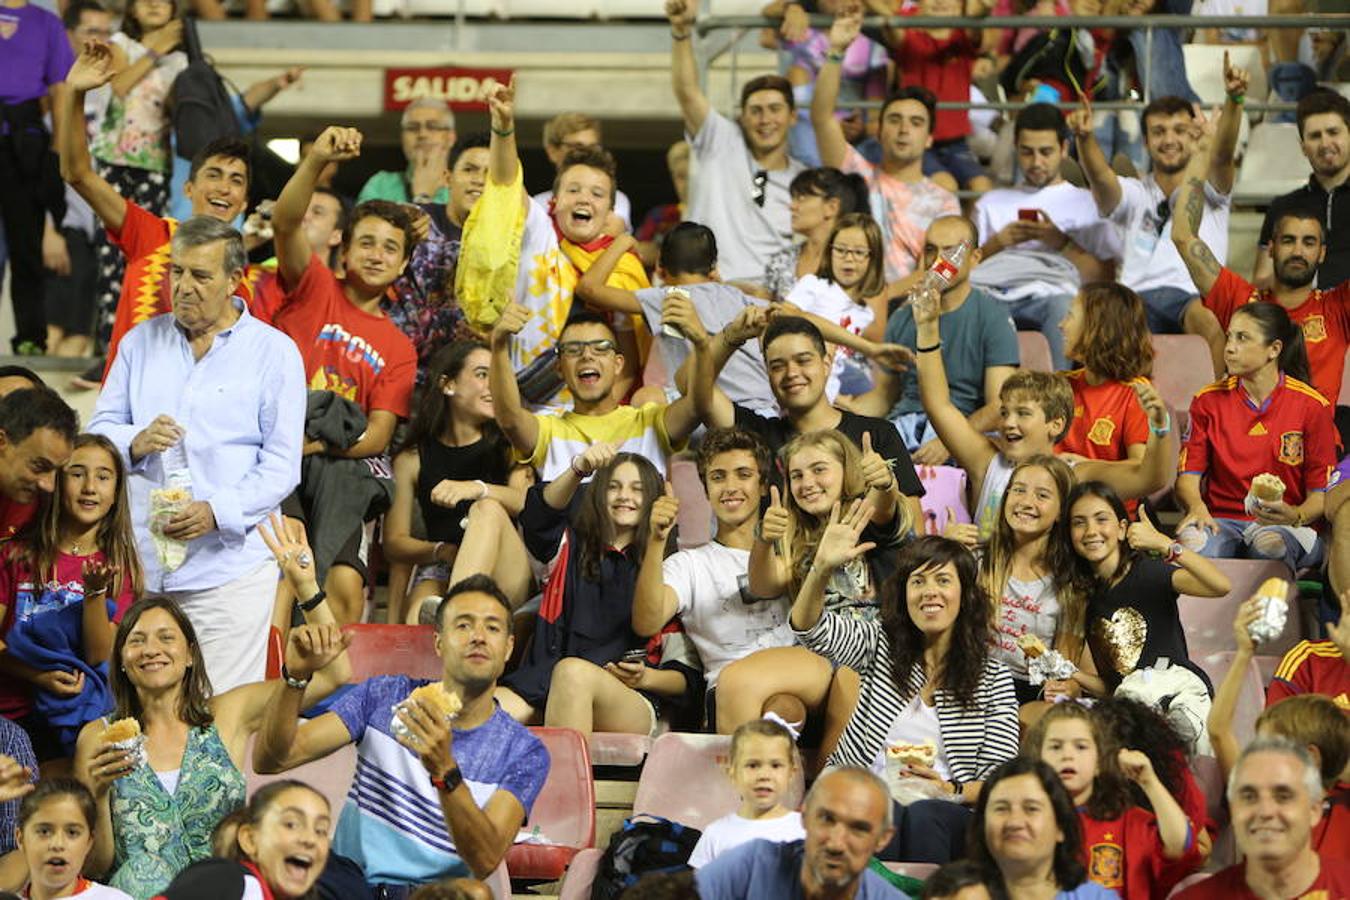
left=760, top=167, right=869, bottom=302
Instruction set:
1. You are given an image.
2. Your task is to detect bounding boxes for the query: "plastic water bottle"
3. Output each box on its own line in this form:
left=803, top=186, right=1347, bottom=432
left=918, top=241, right=969, bottom=295
left=662, top=286, right=691, bottom=340
left=162, top=436, right=193, bottom=497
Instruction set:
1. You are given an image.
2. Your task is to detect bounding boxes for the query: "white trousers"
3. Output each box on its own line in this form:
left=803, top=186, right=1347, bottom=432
left=152, top=559, right=279, bottom=694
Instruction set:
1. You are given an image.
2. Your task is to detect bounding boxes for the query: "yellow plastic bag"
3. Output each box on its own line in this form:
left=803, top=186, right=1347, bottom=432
left=455, top=167, right=526, bottom=332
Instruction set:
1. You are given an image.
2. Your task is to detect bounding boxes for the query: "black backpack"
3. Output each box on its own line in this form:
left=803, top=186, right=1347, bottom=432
left=169, top=16, right=242, bottom=161
left=590, top=815, right=702, bottom=900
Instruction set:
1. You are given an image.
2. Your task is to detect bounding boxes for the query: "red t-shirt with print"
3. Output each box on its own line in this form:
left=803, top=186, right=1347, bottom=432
left=1204, top=267, right=1349, bottom=407
left=1079, top=806, right=1204, bottom=900
left=1267, top=640, right=1350, bottom=712
left=891, top=8, right=976, bottom=142
left=273, top=254, right=417, bottom=417
left=1058, top=371, right=1151, bottom=461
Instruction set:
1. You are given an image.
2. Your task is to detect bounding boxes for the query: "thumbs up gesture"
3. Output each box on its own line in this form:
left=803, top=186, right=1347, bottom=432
left=1126, top=506, right=1171, bottom=556
left=858, top=431, right=896, bottom=494
left=649, top=480, right=680, bottom=544
left=759, top=484, right=791, bottom=547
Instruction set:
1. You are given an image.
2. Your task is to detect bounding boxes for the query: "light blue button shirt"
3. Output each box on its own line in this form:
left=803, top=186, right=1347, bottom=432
left=89, top=300, right=306, bottom=593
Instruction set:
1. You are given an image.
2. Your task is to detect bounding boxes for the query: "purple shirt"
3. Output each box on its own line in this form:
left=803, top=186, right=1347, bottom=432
left=0, top=3, right=73, bottom=105
left=1332, top=455, right=1350, bottom=491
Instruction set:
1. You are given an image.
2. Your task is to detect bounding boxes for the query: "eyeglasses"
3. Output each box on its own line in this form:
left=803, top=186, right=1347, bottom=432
left=1153, top=198, right=1171, bottom=236
left=402, top=122, right=453, bottom=134
left=831, top=245, right=871, bottom=261
left=557, top=339, right=617, bottom=358
left=751, top=170, right=768, bottom=208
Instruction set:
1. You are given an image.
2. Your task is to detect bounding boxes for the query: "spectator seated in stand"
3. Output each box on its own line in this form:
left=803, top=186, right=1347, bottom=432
left=532, top=112, right=634, bottom=230
left=357, top=99, right=453, bottom=206
left=252, top=575, right=549, bottom=889
left=758, top=167, right=869, bottom=303
left=383, top=341, right=534, bottom=625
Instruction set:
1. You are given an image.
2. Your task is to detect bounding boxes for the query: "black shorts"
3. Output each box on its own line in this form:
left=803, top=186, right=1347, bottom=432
left=280, top=492, right=369, bottom=585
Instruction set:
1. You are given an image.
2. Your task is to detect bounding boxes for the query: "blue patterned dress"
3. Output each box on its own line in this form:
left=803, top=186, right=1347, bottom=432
left=107, top=723, right=246, bottom=899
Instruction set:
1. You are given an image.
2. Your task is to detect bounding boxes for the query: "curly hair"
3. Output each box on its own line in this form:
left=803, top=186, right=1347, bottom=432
left=343, top=199, right=418, bottom=260
left=879, top=536, right=990, bottom=709
left=696, top=427, right=773, bottom=490
left=980, top=455, right=1087, bottom=661
left=1023, top=701, right=1134, bottom=820
left=1071, top=283, right=1154, bottom=382
left=1091, top=695, right=1192, bottom=813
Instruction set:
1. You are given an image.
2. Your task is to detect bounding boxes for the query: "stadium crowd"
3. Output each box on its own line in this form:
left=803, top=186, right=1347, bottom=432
left=0, top=0, right=1349, bottom=896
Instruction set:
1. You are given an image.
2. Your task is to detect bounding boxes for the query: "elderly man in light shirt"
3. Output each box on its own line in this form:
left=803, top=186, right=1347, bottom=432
left=89, top=216, right=306, bottom=693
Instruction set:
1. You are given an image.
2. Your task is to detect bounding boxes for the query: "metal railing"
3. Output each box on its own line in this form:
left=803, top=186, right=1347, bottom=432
left=696, top=12, right=1350, bottom=114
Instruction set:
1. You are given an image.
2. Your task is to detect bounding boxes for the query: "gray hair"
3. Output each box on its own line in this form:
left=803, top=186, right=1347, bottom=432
left=1227, top=735, right=1324, bottom=806
left=805, top=766, right=894, bottom=832
left=401, top=98, right=455, bottom=130
left=171, top=216, right=246, bottom=278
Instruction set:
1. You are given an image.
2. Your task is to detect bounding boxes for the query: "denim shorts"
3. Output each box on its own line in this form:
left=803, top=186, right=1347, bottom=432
left=1138, top=286, right=1199, bottom=334
left=922, top=136, right=987, bottom=187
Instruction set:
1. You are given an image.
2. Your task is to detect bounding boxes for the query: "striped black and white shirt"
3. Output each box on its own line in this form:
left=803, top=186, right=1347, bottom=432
left=798, top=612, right=1020, bottom=784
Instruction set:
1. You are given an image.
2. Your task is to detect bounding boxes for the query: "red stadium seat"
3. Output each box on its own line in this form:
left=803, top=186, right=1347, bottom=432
left=589, top=732, right=653, bottom=767
left=633, top=732, right=805, bottom=831
left=242, top=733, right=357, bottom=823
left=1178, top=559, right=1302, bottom=660
left=1017, top=331, right=1054, bottom=373
left=340, top=623, right=442, bottom=683
left=558, top=847, right=604, bottom=900
left=670, top=455, right=713, bottom=550
left=1150, top=334, right=1217, bottom=415
left=504, top=727, right=597, bottom=881
left=884, top=862, right=938, bottom=880
left=265, top=626, right=283, bottom=680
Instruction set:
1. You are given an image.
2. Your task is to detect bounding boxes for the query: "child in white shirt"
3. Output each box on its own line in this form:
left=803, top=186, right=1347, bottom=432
left=17, top=778, right=133, bottom=899
left=687, top=719, right=805, bottom=868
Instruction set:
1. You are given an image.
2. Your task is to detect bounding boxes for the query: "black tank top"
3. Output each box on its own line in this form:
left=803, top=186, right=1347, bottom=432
left=416, top=434, right=511, bottom=544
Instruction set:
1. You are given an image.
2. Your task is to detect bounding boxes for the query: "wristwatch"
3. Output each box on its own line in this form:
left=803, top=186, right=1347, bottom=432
left=431, top=765, right=464, bottom=794
left=281, top=664, right=311, bottom=691
left=297, top=588, right=327, bottom=613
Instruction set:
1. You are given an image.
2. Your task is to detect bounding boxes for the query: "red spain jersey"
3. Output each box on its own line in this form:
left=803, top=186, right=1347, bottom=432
left=1079, top=807, right=1204, bottom=900
left=102, top=201, right=261, bottom=380
left=1268, top=640, right=1350, bottom=712
left=1176, top=858, right=1350, bottom=900
left=1179, top=374, right=1337, bottom=520
left=1058, top=370, right=1150, bottom=461
left=1205, top=267, right=1350, bottom=408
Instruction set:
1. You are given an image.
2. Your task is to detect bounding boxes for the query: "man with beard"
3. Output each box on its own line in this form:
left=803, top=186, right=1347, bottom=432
left=811, top=6, right=959, bottom=298
left=1256, top=90, right=1350, bottom=292
left=1173, top=117, right=1349, bottom=423
left=696, top=767, right=906, bottom=899
left=667, top=0, right=806, bottom=284
left=1069, top=57, right=1249, bottom=376
left=969, top=103, right=1119, bottom=371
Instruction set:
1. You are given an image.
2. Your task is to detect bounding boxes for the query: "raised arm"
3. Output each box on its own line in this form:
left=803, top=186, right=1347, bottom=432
left=667, top=0, right=711, bottom=136
left=1209, top=53, right=1249, bottom=195
left=109, top=21, right=181, bottom=99
left=912, top=290, right=997, bottom=478
left=1066, top=100, right=1122, bottom=216
left=486, top=76, right=521, bottom=188
left=685, top=305, right=757, bottom=430
left=633, top=484, right=681, bottom=637
left=1208, top=596, right=1260, bottom=781
left=1125, top=509, right=1231, bottom=597
left=1075, top=382, right=1173, bottom=500
left=59, top=41, right=127, bottom=233
left=749, top=485, right=792, bottom=600
left=811, top=6, right=864, bottom=169
left=660, top=293, right=714, bottom=443
left=789, top=499, right=876, bottom=631
left=275, top=126, right=361, bottom=285
left=487, top=302, right=540, bottom=458
left=543, top=442, right=616, bottom=511
left=1118, top=750, right=1193, bottom=858
left=576, top=235, right=643, bottom=315
left=1170, top=112, right=1222, bottom=298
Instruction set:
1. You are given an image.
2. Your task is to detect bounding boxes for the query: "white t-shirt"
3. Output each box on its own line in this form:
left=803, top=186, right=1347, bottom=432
left=990, top=573, right=1061, bottom=679
left=531, top=188, right=634, bottom=231
left=972, top=181, right=1122, bottom=299
left=687, top=111, right=806, bottom=283
left=1110, top=173, right=1231, bottom=295
left=687, top=810, right=806, bottom=868
left=664, top=542, right=795, bottom=686
left=872, top=692, right=952, bottom=780
left=62, top=882, right=135, bottom=900
left=783, top=274, right=876, bottom=400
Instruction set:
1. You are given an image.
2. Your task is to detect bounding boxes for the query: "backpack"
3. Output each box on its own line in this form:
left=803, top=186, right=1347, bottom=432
left=590, top=815, right=702, bottom=900
left=169, top=16, right=242, bottom=161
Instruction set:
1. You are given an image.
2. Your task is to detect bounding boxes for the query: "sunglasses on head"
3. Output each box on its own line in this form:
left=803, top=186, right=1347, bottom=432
left=1154, top=198, right=1171, bottom=236
left=752, top=170, right=768, bottom=208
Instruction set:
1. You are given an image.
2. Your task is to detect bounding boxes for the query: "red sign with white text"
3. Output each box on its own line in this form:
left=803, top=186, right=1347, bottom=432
left=383, top=67, right=515, bottom=112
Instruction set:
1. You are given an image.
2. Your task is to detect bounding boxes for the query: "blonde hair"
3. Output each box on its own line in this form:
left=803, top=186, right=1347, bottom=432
left=544, top=112, right=602, bottom=148
left=1257, top=695, right=1350, bottom=788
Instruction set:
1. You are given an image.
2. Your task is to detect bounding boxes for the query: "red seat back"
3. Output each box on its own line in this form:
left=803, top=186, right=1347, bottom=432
left=1150, top=334, right=1218, bottom=414
left=558, top=847, right=604, bottom=900
left=341, top=624, right=442, bottom=683
left=1178, top=559, right=1302, bottom=659
left=1195, top=651, right=1265, bottom=749
left=522, top=727, right=596, bottom=849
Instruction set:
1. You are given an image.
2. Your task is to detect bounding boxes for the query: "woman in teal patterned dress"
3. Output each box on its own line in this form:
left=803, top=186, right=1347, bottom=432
left=71, top=517, right=352, bottom=899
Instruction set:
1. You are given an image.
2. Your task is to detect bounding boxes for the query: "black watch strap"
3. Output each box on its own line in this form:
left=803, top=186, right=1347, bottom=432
left=431, top=765, right=463, bottom=793
left=298, top=588, right=327, bottom=612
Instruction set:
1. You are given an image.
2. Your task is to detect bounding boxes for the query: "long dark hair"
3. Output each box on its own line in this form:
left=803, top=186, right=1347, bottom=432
left=1091, top=695, right=1192, bottom=813
left=968, top=757, right=1089, bottom=893
left=1023, top=702, right=1134, bottom=820
left=1231, top=303, right=1313, bottom=387
left=121, top=0, right=180, bottom=41
left=1065, top=481, right=1137, bottom=596
left=397, top=340, right=509, bottom=464
left=25, top=433, right=143, bottom=604
left=110, top=598, right=214, bottom=728
left=879, top=536, right=990, bottom=709
left=573, top=453, right=668, bottom=581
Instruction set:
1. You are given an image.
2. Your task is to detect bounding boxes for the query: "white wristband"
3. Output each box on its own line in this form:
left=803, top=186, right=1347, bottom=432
left=475, top=479, right=488, bottom=499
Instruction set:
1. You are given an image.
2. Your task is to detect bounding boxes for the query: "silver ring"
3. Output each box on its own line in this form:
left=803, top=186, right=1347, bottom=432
left=297, top=552, right=312, bottom=568
left=281, top=551, right=294, bottom=562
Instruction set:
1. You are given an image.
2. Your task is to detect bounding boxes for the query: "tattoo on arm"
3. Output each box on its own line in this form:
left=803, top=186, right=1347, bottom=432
left=1183, top=178, right=1205, bottom=234
left=1185, top=238, right=1222, bottom=282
